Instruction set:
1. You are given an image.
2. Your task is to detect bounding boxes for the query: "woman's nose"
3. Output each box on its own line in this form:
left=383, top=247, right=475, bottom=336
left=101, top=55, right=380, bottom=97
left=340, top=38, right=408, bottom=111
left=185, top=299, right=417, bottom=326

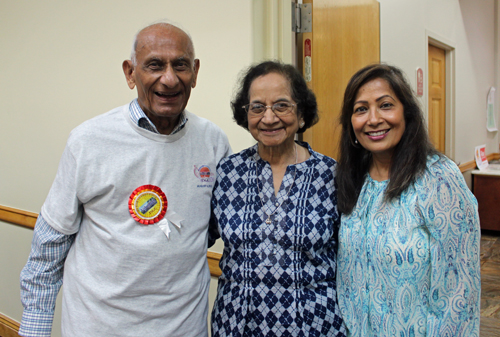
left=367, top=107, right=381, bottom=125
left=260, top=106, right=279, bottom=123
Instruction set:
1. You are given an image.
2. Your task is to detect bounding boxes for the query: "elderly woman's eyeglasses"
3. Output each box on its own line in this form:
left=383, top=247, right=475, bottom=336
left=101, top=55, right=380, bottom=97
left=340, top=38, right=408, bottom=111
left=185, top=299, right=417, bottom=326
left=243, top=102, right=297, bottom=117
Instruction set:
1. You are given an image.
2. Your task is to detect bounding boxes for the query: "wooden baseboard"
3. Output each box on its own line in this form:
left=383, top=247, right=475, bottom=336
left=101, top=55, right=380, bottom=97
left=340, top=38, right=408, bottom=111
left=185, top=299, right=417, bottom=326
left=0, top=313, right=20, bottom=337
left=0, top=205, right=222, bottom=277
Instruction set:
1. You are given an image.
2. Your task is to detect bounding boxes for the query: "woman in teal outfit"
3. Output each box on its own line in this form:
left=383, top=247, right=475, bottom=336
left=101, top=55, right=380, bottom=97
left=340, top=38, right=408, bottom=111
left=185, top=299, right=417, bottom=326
left=336, top=64, right=481, bottom=336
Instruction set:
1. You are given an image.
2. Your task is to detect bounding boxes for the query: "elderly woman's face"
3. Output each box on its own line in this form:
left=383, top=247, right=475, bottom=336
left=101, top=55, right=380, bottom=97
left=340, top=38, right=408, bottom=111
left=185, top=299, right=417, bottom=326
left=351, top=78, right=405, bottom=160
left=247, top=73, right=301, bottom=151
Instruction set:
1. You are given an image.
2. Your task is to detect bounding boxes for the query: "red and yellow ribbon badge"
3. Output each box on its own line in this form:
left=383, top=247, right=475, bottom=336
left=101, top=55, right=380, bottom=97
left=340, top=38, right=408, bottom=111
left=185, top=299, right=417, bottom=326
left=128, top=185, right=167, bottom=225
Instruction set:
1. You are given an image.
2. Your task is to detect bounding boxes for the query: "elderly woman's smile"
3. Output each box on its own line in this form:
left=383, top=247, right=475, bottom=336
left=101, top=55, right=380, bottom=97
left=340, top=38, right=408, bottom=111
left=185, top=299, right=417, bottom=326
left=247, top=72, right=300, bottom=152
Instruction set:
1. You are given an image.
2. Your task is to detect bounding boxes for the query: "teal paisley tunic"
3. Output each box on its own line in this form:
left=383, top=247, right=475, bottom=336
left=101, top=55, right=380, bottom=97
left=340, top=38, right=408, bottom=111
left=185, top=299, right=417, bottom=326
left=337, top=155, right=481, bottom=337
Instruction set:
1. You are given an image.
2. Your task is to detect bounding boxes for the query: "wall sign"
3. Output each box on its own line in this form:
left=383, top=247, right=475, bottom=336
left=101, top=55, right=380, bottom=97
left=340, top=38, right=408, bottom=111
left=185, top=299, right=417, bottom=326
left=304, top=38, right=312, bottom=82
left=416, top=67, right=423, bottom=97
left=487, top=87, right=497, bottom=132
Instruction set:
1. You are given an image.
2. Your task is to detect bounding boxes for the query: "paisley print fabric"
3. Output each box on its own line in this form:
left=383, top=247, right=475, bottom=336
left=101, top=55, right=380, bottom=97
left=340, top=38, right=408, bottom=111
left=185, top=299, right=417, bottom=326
left=210, top=142, right=346, bottom=337
left=337, top=155, right=481, bottom=337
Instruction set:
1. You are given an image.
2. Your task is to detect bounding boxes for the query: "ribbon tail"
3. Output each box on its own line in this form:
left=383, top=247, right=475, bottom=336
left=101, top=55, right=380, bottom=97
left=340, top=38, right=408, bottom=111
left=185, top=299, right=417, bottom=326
left=158, top=219, right=171, bottom=239
left=165, top=209, right=184, bottom=229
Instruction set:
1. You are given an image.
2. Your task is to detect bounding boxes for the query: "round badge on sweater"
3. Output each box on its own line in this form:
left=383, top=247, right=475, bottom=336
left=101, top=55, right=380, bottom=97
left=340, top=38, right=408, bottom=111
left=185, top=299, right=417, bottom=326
left=128, top=185, right=167, bottom=225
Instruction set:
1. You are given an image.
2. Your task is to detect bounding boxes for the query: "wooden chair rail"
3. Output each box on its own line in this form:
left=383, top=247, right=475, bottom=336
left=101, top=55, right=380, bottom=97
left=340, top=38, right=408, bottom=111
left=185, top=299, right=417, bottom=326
left=458, top=153, right=499, bottom=173
left=0, top=205, right=223, bottom=277
left=0, top=313, right=20, bottom=337
left=0, top=205, right=37, bottom=230
left=0, top=205, right=222, bottom=335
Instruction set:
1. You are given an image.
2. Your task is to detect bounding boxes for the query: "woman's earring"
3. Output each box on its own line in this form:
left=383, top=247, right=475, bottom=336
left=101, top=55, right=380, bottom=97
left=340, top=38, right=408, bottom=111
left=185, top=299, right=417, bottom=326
left=299, top=121, right=305, bottom=128
left=355, top=139, right=358, bottom=144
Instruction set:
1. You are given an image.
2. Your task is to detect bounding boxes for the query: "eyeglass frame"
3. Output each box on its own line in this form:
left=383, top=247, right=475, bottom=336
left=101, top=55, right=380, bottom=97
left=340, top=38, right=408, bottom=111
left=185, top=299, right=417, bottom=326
left=242, top=102, right=299, bottom=117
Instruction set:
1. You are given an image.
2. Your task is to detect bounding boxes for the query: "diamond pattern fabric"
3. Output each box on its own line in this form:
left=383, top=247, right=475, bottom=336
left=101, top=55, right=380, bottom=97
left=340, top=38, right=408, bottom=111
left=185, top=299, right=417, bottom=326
left=210, top=143, right=347, bottom=336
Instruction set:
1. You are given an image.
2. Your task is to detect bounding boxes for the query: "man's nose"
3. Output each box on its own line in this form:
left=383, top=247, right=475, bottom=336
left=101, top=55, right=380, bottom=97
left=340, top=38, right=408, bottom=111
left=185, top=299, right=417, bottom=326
left=160, top=65, right=179, bottom=87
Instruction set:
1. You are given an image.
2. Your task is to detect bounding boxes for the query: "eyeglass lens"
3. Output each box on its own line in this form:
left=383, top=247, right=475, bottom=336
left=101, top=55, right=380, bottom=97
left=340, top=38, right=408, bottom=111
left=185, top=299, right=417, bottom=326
left=247, top=102, right=294, bottom=115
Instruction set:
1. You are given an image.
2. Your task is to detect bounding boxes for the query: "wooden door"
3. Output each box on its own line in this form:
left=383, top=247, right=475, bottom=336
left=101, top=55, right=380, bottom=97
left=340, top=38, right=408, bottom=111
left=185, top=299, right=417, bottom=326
left=428, top=44, right=446, bottom=153
left=297, top=0, right=380, bottom=160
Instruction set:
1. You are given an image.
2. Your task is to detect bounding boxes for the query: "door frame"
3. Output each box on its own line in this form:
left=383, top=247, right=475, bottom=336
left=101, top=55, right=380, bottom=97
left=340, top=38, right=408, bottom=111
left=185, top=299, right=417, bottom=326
left=426, top=30, right=456, bottom=159
left=252, top=0, right=294, bottom=63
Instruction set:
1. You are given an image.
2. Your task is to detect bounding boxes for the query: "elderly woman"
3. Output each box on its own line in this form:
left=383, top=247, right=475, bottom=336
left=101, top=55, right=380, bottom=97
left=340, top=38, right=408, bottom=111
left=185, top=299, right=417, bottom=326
left=209, top=61, right=346, bottom=336
left=336, top=64, right=481, bottom=336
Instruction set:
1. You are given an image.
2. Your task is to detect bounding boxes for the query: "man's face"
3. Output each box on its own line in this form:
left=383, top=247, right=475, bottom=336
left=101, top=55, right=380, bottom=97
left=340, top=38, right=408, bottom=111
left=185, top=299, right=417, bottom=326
left=123, top=25, right=199, bottom=123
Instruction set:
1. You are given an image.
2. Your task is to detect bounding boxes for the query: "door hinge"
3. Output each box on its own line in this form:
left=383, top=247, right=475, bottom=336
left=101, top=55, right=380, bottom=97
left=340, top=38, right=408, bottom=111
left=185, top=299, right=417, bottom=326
left=292, top=3, right=312, bottom=33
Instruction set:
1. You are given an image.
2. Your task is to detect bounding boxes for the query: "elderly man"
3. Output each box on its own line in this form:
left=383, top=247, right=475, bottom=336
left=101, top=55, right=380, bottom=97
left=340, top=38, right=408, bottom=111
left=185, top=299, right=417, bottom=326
left=19, top=23, right=230, bottom=337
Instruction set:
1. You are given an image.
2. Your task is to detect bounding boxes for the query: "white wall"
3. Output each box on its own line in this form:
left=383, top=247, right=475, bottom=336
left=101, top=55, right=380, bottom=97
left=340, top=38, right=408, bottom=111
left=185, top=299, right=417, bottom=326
left=0, top=1, right=257, bottom=335
left=378, top=0, right=498, bottom=166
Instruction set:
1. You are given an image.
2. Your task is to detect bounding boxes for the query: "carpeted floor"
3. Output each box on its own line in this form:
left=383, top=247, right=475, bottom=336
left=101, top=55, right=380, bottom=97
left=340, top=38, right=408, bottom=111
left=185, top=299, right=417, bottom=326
left=480, top=231, right=500, bottom=336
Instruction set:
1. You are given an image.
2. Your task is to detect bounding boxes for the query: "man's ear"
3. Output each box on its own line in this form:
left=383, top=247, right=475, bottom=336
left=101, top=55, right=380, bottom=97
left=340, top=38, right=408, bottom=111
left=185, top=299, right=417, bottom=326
left=122, top=60, right=136, bottom=90
left=191, top=59, right=200, bottom=88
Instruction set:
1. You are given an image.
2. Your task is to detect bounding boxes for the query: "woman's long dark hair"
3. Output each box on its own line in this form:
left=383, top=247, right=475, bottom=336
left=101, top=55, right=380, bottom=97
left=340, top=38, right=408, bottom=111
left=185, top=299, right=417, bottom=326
left=337, top=64, right=439, bottom=215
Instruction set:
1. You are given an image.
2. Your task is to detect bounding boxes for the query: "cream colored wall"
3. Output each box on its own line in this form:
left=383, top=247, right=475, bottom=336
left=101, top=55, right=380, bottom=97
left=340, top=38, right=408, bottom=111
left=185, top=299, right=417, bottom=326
left=0, top=1, right=258, bottom=335
left=378, top=0, right=499, bottom=167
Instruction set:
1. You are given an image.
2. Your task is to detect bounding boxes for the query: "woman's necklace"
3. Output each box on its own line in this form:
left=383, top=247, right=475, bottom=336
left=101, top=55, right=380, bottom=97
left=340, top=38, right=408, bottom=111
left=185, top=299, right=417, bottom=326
left=256, top=144, right=297, bottom=225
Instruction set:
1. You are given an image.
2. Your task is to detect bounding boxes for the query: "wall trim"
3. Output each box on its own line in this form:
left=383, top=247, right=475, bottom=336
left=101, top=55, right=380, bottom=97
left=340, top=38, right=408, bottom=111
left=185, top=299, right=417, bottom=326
left=0, top=312, right=20, bottom=337
left=0, top=205, right=223, bottom=277
left=0, top=205, right=37, bottom=230
left=458, top=152, right=500, bottom=173
left=207, top=251, right=222, bottom=277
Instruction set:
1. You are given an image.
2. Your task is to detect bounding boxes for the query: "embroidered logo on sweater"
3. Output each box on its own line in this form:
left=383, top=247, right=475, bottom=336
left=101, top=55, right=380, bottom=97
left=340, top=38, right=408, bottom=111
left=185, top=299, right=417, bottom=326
left=194, top=165, right=214, bottom=187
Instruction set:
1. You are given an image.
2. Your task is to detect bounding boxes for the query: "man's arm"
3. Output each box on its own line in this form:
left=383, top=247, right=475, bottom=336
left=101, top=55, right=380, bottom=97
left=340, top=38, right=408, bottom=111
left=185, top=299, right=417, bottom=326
left=19, top=213, right=75, bottom=337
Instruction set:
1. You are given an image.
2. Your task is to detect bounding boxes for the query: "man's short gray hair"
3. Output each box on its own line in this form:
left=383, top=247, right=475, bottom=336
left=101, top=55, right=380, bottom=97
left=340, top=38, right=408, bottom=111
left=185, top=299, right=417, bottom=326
left=129, top=20, right=196, bottom=66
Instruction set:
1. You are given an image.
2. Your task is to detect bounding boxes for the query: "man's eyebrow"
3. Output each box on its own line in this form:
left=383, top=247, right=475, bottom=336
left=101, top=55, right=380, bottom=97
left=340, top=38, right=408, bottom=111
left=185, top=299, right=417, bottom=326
left=174, top=56, right=192, bottom=63
left=145, top=56, right=163, bottom=63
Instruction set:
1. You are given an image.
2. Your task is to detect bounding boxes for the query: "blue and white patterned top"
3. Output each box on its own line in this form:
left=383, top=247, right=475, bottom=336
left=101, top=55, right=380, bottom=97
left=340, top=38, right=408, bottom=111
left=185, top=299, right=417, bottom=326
left=209, top=142, right=347, bottom=337
left=337, top=155, right=481, bottom=337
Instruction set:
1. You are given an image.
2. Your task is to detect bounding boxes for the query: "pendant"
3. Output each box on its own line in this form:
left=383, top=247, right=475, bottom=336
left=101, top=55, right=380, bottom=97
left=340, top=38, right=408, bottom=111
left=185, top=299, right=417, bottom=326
left=265, top=217, right=272, bottom=224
